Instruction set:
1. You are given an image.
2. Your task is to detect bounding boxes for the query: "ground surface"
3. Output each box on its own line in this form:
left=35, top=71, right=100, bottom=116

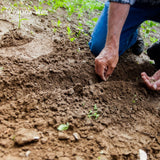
left=0, top=1, right=160, bottom=160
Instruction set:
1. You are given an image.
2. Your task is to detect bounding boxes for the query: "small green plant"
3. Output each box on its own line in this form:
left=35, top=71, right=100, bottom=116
left=141, top=20, right=159, bottom=47
left=57, top=122, right=69, bottom=131
left=12, top=135, right=16, bottom=141
left=18, top=10, right=28, bottom=29
left=0, top=6, right=7, bottom=12
left=132, top=94, right=137, bottom=104
left=52, top=28, right=57, bottom=33
left=88, top=104, right=100, bottom=120
left=57, top=19, right=61, bottom=27
left=67, top=26, right=76, bottom=42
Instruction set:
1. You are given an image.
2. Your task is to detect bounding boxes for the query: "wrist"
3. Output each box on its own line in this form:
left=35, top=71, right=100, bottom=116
left=105, top=35, right=119, bottom=50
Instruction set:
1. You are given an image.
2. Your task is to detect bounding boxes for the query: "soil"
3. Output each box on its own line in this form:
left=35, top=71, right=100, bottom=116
left=0, top=1, right=160, bottom=160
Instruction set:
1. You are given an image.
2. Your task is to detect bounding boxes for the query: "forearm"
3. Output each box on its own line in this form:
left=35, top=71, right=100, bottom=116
left=105, top=2, right=130, bottom=51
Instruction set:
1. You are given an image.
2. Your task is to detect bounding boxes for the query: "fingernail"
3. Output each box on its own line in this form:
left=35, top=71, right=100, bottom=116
left=153, top=84, right=157, bottom=90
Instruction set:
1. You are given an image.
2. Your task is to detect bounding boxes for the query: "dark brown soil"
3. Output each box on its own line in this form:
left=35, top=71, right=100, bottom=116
left=0, top=1, right=160, bottom=160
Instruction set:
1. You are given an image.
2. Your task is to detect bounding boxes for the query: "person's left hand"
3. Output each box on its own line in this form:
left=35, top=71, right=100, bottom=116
left=141, top=70, right=160, bottom=91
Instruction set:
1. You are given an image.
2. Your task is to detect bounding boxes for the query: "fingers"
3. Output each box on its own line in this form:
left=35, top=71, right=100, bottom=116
left=152, top=80, right=160, bottom=91
left=141, top=72, right=150, bottom=81
left=104, top=66, right=114, bottom=80
left=141, top=72, right=160, bottom=91
left=95, top=58, right=106, bottom=81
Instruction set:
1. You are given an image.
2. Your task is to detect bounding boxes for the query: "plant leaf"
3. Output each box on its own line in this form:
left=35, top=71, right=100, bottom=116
left=57, top=123, right=69, bottom=131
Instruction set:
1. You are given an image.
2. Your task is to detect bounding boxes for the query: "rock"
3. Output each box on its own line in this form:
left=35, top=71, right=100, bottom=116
left=73, top=132, right=80, bottom=141
left=15, top=128, right=40, bottom=145
left=58, top=157, right=70, bottom=160
left=41, top=137, right=48, bottom=144
left=3, top=155, right=22, bottom=160
left=87, top=135, right=94, bottom=140
left=58, top=132, right=69, bottom=140
left=66, top=88, right=74, bottom=95
left=25, top=150, right=31, bottom=157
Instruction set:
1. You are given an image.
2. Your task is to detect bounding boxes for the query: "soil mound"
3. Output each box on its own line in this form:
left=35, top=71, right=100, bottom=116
left=0, top=29, right=33, bottom=48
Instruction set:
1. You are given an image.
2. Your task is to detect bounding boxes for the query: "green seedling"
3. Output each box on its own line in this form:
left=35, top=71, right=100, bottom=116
left=67, top=26, right=72, bottom=36
left=1, top=6, right=7, bottom=12
left=67, top=26, right=76, bottom=42
left=34, top=5, right=48, bottom=16
left=88, top=104, right=100, bottom=120
left=57, top=19, right=61, bottom=27
left=149, top=60, right=155, bottom=65
left=12, top=135, right=16, bottom=141
left=18, top=10, right=28, bottom=29
left=52, top=28, right=57, bottom=33
left=57, top=122, right=69, bottom=131
left=141, top=20, right=159, bottom=46
left=132, top=94, right=137, bottom=104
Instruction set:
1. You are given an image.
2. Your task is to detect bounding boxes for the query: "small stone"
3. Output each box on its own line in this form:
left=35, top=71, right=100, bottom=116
left=15, top=128, right=39, bottom=145
left=67, top=88, right=74, bottom=95
left=58, top=157, right=70, bottom=160
left=41, top=137, right=48, bottom=144
left=73, top=132, right=80, bottom=141
left=58, top=132, right=69, bottom=140
left=3, top=155, right=22, bottom=160
left=25, top=150, right=31, bottom=157
left=88, top=80, right=93, bottom=85
left=87, top=135, right=94, bottom=140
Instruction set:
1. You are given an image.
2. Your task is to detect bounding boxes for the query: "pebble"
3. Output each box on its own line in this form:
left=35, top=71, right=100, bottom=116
left=87, top=135, right=94, bottom=140
left=73, top=132, right=80, bottom=141
left=58, top=132, right=69, bottom=140
left=67, top=88, right=74, bottom=95
left=15, top=128, right=40, bottom=145
left=25, top=150, right=31, bottom=157
left=41, top=137, right=48, bottom=144
left=2, top=155, right=22, bottom=160
left=58, top=157, right=70, bottom=160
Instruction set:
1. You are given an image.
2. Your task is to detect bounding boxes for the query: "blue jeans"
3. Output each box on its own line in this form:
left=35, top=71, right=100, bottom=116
left=89, top=1, right=160, bottom=57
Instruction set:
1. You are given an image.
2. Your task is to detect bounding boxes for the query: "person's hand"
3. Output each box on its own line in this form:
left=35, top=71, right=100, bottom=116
left=141, top=70, right=160, bottom=91
left=95, top=46, right=119, bottom=81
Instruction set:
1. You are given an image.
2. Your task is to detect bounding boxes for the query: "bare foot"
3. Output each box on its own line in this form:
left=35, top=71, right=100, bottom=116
left=141, top=70, right=160, bottom=91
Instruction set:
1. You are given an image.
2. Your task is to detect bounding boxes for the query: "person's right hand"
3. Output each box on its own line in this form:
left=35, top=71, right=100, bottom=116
left=95, top=46, right=119, bottom=81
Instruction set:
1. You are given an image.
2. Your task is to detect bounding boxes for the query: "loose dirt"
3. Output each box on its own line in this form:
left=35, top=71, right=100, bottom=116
left=0, top=1, right=160, bottom=160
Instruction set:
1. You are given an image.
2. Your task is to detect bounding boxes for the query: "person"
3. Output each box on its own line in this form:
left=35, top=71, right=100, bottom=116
left=89, top=0, right=160, bottom=91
